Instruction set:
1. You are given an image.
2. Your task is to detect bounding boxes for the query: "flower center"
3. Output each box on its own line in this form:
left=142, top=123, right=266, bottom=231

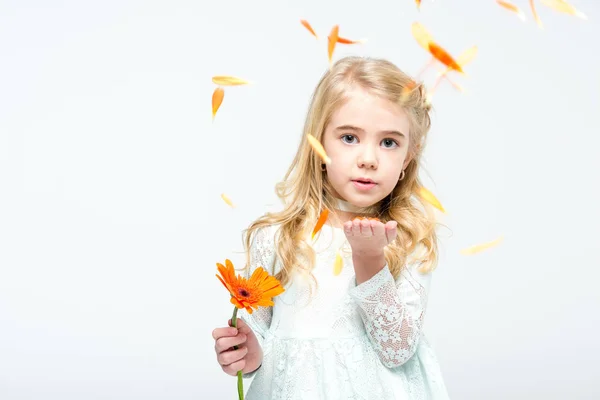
left=238, top=288, right=250, bottom=297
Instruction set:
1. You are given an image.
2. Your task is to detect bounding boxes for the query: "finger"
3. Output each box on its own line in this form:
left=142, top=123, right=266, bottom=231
left=343, top=220, right=353, bottom=236
left=222, top=358, right=247, bottom=376
left=212, top=326, right=238, bottom=340
left=352, top=218, right=361, bottom=236
left=215, top=333, right=248, bottom=353
left=385, top=221, right=398, bottom=243
left=372, top=220, right=385, bottom=239
left=360, top=219, right=372, bottom=237
left=229, top=317, right=249, bottom=331
left=218, top=346, right=249, bottom=367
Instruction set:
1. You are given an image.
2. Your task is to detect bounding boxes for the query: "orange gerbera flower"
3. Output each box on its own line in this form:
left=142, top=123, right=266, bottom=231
left=216, top=259, right=285, bottom=314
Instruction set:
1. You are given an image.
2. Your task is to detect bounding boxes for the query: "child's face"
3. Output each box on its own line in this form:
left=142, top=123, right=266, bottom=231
left=322, top=86, right=411, bottom=208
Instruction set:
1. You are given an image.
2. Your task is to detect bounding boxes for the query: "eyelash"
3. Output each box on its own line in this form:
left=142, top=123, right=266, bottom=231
left=340, top=134, right=399, bottom=148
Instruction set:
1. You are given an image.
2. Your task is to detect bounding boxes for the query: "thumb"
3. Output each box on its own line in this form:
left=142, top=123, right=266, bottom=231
left=228, top=316, right=250, bottom=331
left=385, top=221, right=398, bottom=244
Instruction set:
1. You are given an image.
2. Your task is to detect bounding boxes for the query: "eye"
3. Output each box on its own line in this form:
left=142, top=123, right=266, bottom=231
left=381, top=138, right=399, bottom=148
left=341, top=134, right=357, bottom=144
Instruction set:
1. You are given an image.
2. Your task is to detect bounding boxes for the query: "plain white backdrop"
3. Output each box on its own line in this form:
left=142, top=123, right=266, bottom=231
left=1, top=0, right=599, bottom=398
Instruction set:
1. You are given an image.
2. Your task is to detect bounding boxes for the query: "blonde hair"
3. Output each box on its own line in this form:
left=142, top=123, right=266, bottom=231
left=242, top=55, right=439, bottom=289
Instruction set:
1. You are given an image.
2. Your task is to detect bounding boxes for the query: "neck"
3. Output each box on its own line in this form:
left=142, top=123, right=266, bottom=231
left=332, top=198, right=372, bottom=214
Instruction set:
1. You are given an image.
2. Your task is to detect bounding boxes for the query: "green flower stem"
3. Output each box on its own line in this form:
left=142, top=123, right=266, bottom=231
left=231, top=306, right=244, bottom=400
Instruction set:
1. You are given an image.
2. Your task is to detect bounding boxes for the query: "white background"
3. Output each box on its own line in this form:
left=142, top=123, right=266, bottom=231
left=1, top=0, right=599, bottom=398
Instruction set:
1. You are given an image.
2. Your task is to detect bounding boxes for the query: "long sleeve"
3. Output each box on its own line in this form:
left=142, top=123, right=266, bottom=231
left=236, top=225, right=278, bottom=379
left=348, top=260, right=432, bottom=369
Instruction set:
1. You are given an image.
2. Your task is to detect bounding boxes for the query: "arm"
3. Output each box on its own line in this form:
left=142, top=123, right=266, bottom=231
left=236, top=225, right=278, bottom=378
left=349, top=258, right=432, bottom=369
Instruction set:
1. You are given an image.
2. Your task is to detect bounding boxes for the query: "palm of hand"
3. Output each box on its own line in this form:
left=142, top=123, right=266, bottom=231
left=343, top=217, right=398, bottom=257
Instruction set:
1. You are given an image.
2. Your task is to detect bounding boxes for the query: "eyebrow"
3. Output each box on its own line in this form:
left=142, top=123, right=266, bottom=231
left=334, top=124, right=406, bottom=139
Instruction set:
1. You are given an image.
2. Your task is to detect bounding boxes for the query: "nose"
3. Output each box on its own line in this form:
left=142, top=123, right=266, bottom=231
left=357, top=146, right=378, bottom=170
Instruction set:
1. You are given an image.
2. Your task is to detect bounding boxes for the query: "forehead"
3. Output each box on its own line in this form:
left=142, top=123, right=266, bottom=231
left=329, top=87, right=410, bottom=134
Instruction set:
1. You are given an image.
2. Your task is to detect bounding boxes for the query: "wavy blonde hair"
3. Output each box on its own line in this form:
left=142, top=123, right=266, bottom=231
left=242, top=55, right=439, bottom=289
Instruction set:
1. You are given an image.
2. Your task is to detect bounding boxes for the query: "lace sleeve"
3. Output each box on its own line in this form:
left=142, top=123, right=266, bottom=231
left=348, top=261, right=432, bottom=369
left=237, top=225, right=277, bottom=378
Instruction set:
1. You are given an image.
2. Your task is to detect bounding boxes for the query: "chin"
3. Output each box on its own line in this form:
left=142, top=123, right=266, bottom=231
left=343, top=195, right=378, bottom=208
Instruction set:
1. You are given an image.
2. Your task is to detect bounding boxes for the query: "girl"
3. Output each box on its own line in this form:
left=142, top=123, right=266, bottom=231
left=212, top=56, right=450, bottom=399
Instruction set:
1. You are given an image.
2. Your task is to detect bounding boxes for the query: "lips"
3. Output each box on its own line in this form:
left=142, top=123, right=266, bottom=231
left=352, top=178, right=376, bottom=184
left=352, top=178, right=377, bottom=191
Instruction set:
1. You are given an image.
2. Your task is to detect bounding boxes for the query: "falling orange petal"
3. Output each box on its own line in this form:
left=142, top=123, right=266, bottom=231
left=411, top=23, right=463, bottom=74
left=529, top=0, right=544, bottom=27
left=460, top=236, right=504, bottom=255
left=336, top=36, right=366, bottom=44
left=411, top=22, right=434, bottom=52
left=333, top=250, right=343, bottom=276
left=496, top=0, right=527, bottom=21
left=221, top=193, right=235, bottom=208
left=455, top=45, right=478, bottom=67
left=540, top=0, right=587, bottom=19
left=400, top=81, right=417, bottom=102
left=307, top=134, right=332, bottom=165
left=212, top=87, right=224, bottom=121
left=216, top=259, right=285, bottom=313
left=328, top=25, right=339, bottom=67
left=415, top=0, right=422, bottom=10
left=211, top=76, right=252, bottom=86
left=428, top=42, right=463, bottom=73
left=300, top=19, right=318, bottom=38
left=418, top=187, right=445, bottom=213
left=429, top=45, right=477, bottom=97
left=311, top=209, right=329, bottom=239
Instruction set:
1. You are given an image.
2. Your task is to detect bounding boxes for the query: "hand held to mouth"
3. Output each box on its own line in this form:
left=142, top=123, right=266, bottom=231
left=343, top=217, right=398, bottom=284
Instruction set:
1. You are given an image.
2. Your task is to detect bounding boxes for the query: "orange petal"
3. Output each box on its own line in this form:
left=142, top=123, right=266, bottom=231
left=311, top=209, right=329, bottom=239
left=455, top=45, right=478, bottom=67
left=418, top=187, right=446, bottom=213
left=529, top=0, right=544, bottom=27
left=428, top=42, right=463, bottom=73
left=230, top=296, right=247, bottom=310
left=415, top=0, right=422, bottom=9
left=539, top=0, right=587, bottom=19
left=460, top=236, right=504, bottom=255
left=221, top=193, right=235, bottom=208
left=307, top=134, right=332, bottom=165
left=328, top=25, right=339, bottom=67
left=300, top=19, right=318, bottom=38
left=411, top=22, right=434, bottom=52
left=215, top=273, right=230, bottom=292
left=333, top=250, right=343, bottom=276
left=400, top=81, right=417, bottom=102
left=212, top=87, right=224, bottom=121
left=211, top=75, right=252, bottom=86
left=336, top=36, right=367, bottom=45
left=431, top=45, right=477, bottom=93
left=497, top=0, right=527, bottom=21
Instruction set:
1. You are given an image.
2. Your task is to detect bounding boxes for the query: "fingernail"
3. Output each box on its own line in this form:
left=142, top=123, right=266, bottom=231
left=231, top=328, right=238, bottom=335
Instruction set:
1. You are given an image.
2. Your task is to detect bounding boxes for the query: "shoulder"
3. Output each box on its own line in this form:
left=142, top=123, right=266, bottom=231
left=248, top=223, right=282, bottom=275
left=249, top=223, right=280, bottom=247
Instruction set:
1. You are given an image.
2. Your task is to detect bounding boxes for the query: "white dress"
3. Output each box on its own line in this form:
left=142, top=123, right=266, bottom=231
left=238, top=223, right=450, bottom=400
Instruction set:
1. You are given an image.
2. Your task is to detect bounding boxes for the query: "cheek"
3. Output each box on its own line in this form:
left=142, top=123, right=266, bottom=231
left=326, top=164, right=345, bottom=181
